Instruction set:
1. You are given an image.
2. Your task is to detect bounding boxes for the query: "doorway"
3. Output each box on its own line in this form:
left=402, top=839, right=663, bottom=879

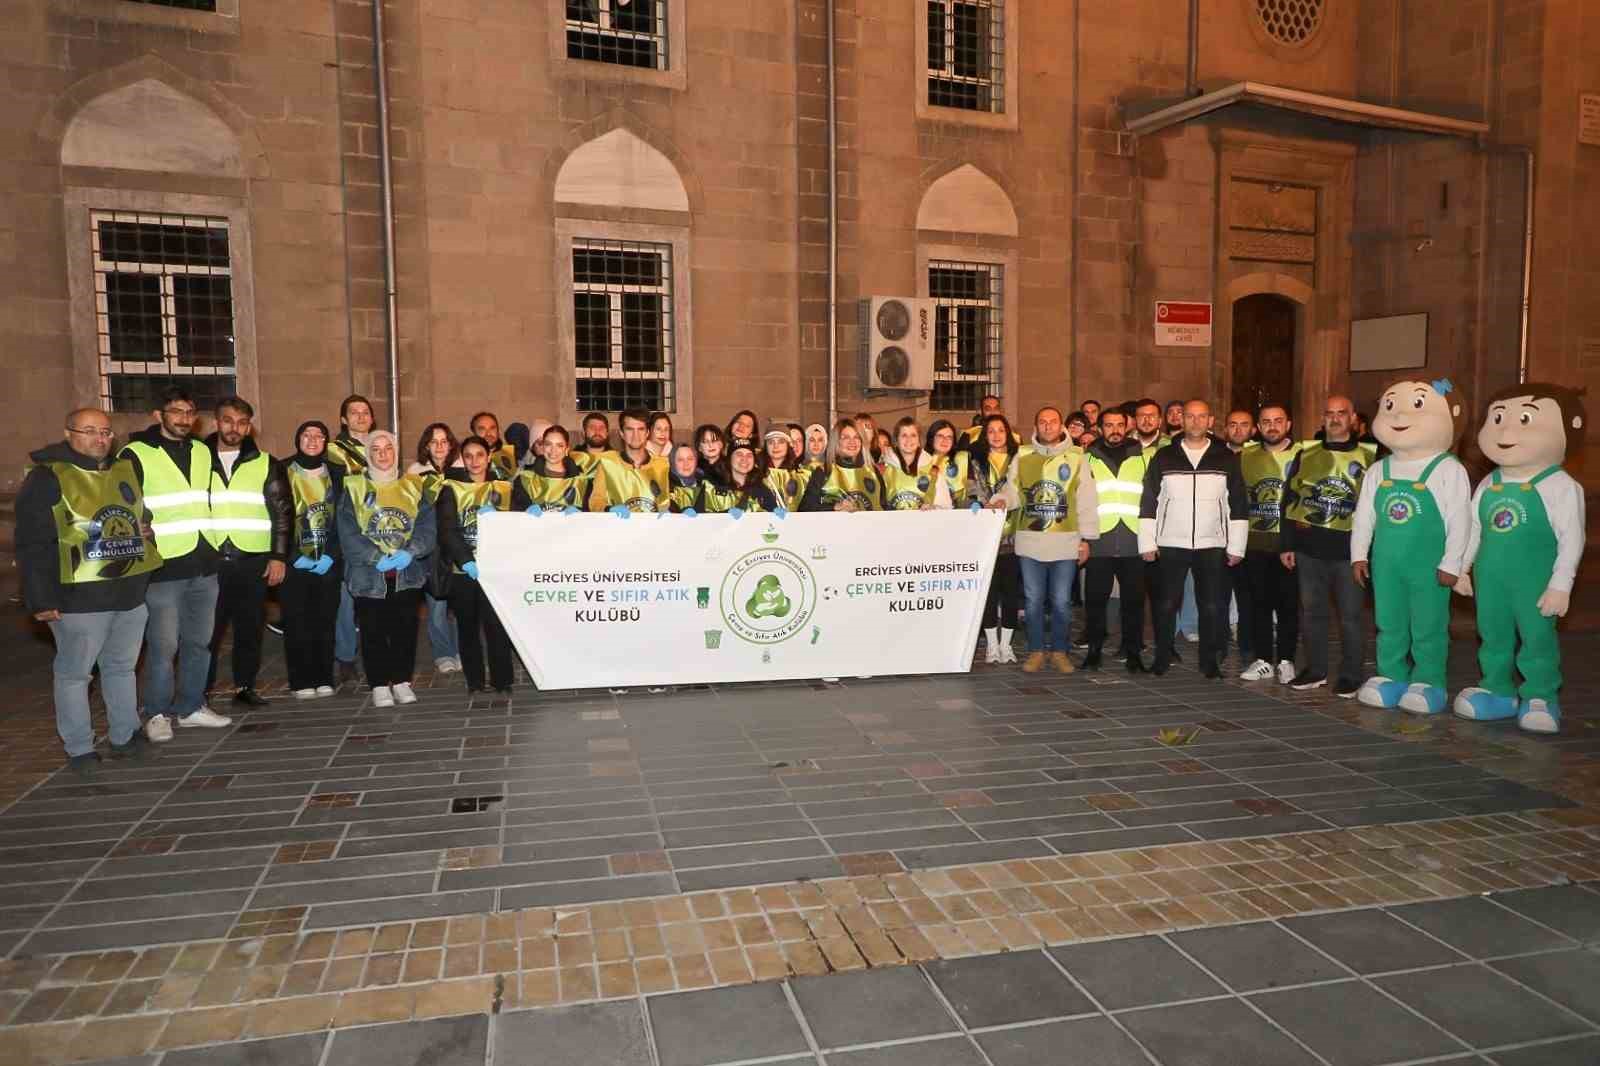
left=1230, top=293, right=1297, bottom=417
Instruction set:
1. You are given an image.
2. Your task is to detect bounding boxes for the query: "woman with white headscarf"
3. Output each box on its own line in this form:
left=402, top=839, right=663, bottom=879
left=336, top=429, right=437, bottom=707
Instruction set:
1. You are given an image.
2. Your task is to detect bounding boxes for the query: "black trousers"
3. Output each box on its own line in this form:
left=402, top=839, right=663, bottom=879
left=355, top=586, right=422, bottom=687
left=280, top=565, right=341, bottom=690
left=1084, top=554, right=1146, bottom=656
left=1155, top=548, right=1228, bottom=670
left=209, top=554, right=268, bottom=691
left=1226, top=560, right=1253, bottom=662
left=1245, top=549, right=1298, bottom=664
left=983, top=553, right=1021, bottom=630
left=449, top=579, right=514, bottom=691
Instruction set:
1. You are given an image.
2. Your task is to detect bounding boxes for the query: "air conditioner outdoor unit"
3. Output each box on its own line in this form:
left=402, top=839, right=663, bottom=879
left=858, top=296, right=934, bottom=391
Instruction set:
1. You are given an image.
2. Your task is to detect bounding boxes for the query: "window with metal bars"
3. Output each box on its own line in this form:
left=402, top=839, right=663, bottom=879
left=928, top=260, right=1003, bottom=411
left=572, top=239, right=675, bottom=412
left=566, top=0, right=669, bottom=70
left=122, top=0, right=219, bottom=10
left=927, top=0, right=1003, bottom=113
left=92, top=211, right=236, bottom=413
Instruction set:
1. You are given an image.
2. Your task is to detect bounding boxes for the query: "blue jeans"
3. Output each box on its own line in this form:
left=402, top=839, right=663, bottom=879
left=51, top=607, right=147, bottom=756
left=335, top=584, right=358, bottom=662
left=426, top=593, right=459, bottom=661
left=1019, top=556, right=1078, bottom=653
left=143, top=574, right=218, bottom=719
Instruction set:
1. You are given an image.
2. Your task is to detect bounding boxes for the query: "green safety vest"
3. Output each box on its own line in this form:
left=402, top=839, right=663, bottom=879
left=286, top=464, right=333, bottom=559
left=1015, top=445, right=1085, bottom=535
left=344, top=474, right=425, bottom=554
left=123, top=438, right=211, bottom=560
left=817, top=463, right=881, bottom=511
left=1283, top=441, right=1375, bottom=532
left=1086, top=450, right=1146, bottom=535
left=880, top=454, right=940, bottom=511
left=443, top=479, right=509, bottom=572
left=41, top=459, right=163, bottom=583
left=517, top=466, right=594, bottom=512
left=594, top=454, right=668, bottom=512
left=204, top=451, right=273, bottom=553
left=764, top=467, right=807, bottom=512
left=1239, top=440, right=1304, bottom=550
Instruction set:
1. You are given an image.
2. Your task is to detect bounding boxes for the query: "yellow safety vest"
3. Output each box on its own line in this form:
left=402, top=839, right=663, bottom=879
left=698, top=478, right=770, bottom=514
left=817, top=463, right=881, bottom=511
left=516, top=466, right=595, bottom=512
left=934, top=451, right=970, bottom=508
left=443, top=479, right=509, bottom=572
left=286, top=465, right=333, bottom=559
left=593, top=453, right=669, bottom=513
left=667, top=477, right=700, bottom=512
left=123, top=438, right=211, bottom=560
left=344, top=474, right=425, bottom=554
left=1239, top=440, right=1304, bottom=550
left=41, top=459, right=162, bottom=583
left=327, top=435, right=367, bottom=476
left=573, top=447, right=620, bottom=475
left=1283, top=442, right=1376, bottom=532
left=205, top=451, right=273, bottom=553
left=880, top=454, right=940, bottom=511
left=972, top=451, right=1021, bottom=541
left=764, top=467, right=807, bottom=511
left=1086, top=450, right=1146, bottom=535
left=491, top=443, right=518, bottom=480
left=1015, top=445, right=1085, bottom=534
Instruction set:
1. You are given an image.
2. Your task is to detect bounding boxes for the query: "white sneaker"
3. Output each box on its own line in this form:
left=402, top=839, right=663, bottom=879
left=393, top=682, right=417, bottom=705
left=179, top=707, right=233, bottom=729
left=434, top=657, right=460, bottom=674
left=293, top=688, right=318, bottom=700
left=1276, top=660, right=1295, bottom=685
left=983, top=627, right=1001, bottom=664
left=1184, top=631, right=1200, bottom=643
left=998, top=644, right=1018, bottom=665
left=315, top=685, right=335, bottom=698
left=371, top=686, right=395, bottom=708
left=1239, top=658, right=1274, bottom=681
left=144, top=714, right=173, bottom=743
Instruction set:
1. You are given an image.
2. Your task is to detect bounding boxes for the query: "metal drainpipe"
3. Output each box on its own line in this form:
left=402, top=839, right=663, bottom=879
left=1185, top=0, right=1199, bottom=96
left=372, top=0, right=402, bottom=439
left=825, top=0, right=839, bottom=431
left=1515, top=146, right=1534, bottom=384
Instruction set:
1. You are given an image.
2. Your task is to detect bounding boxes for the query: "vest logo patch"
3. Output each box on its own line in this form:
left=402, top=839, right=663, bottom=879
left=888, top=489, right=927, bottom=510
left=916, top=476, right=930, bottom=492
left=720, top=546, right=817, bottom=646
left=1301, top=476, right=1359, bottom=525
left=1383, top=492, right=1422, bottom=525
left=1247, top=477, right=1284, bottom=530
left=1024, top=481, right=1068, bottom=529
left=85, top=505, right=145, bottom=562
left=298, top=503, right=329, bottom=552
left=1487, top=498, right=1525, bottom=533
left=364, top=507, right=414, bottom=550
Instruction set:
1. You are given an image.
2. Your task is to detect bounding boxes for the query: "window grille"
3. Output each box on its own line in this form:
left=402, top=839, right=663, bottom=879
left=566, top=0, right=669, bottom=70
left=928, top=260, right=1003, bottom=411
left=91, top=211, right=236, bottom=413
left=927, top=0, right=1003, bottom=113
left=123, top=0, right=218, bottom=10
left=572, top=239, right=675, bottom=412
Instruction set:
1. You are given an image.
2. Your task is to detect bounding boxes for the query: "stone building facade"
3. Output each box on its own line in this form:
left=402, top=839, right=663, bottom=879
left=1, top=0, right=1597, bottom=483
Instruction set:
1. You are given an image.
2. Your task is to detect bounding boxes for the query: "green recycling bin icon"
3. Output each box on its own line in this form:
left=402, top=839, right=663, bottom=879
left=696, top=587, right=710, bottom=609
left=704, top=629, right=722, bottom=650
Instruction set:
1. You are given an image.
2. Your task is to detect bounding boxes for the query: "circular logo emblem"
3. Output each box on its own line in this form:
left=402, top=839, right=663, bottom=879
left=84, top=505, right=144, bottom=561
left=1385, top=496, right=1417, bottom=524
left=916, top=476, right=930, bottom=492
left=719, top=547, right=818, bottom=645
left=1024, top=481, right=1068, bottom=529
left=863, top=477, right=877, bottom=493
left=364, top=507, right=414, bottom=550
left=1248, top=477, right=1284, bottom=530
left=946, top=460, right=959, bottom=478
left=1303, top=476, right=1358, bottom=525
left=1487, top=500, right=1523, bottom=533
left=298, top=502, right=329, bottom=550
left=887, top=489, right=925, bottom=510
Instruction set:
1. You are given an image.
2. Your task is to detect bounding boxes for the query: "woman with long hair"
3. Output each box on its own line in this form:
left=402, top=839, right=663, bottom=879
left=724, top=409, right=759, bottom=449
left=926, top=418, right=970, bottom=508
left=696, top=440, right=778, bottom=513
left=437, top=436, right=515, bottom=694
left=694, top=424, right=727, bottom=480
left=512, top=424, right=595, bottom=513
left=881, top=416, right=951, bottom=510
left=281, top=420, right=343, bottom=699
left=405, top=421, right=462, bottom=675
left=971, top=414, right=1023, bottom=664
left=336, top=430, right=436, bottom=706
left=762, top=426, right=811, bottom=512
left=800, top=419, right=884, bottom=511
left=646, top=412, right=674, bottom=458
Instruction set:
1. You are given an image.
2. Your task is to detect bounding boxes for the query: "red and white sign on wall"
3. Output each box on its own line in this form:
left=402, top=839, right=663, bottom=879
left=1154, top=300, right=1213, bottom=347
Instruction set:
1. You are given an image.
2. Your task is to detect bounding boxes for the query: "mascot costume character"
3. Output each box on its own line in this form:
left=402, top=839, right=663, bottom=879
left=1352, top=379, right=1472, bottom=715
left=1453, top=384, right=1586, bottom=734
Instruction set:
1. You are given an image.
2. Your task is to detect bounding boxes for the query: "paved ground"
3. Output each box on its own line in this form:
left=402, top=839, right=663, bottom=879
left=4, top=608, right=1600, bottom=1064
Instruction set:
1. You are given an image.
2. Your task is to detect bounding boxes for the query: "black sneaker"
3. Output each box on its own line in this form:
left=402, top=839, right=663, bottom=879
left=1151, top=655, right=1171, bottom=676
left=108, top=733, right=155, bottom=762
left=233, top=688, right=269, bottom=707
left=1202, top=664, right=1223, bottom=680
left=1081, top=648, right=1103, bottom=671
left=1290, top=672, right=1327, bottom=691
left=1333, top=678, right=1361, bottom=699
left=68, top=752, right=100, bottom=778
left=1124, top=654, right=1146, bottom=674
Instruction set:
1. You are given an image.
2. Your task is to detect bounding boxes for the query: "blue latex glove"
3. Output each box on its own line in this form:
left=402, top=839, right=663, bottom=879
left=773, top=506, right=789, bottom=520
left=680, top=507, right=697, bottom=517
left=525, top=504, right=543, bottom=516
left=376, top=549, right=413, bottom=573
left=477, top=503, right=496, bottom=514
left=728, top=507, right=745, bottom=520
left=292, top=556, right=316, bottom=571
left=608, top=505, right=631, bottom=519
left=561, top=506, right=579, bottom=516
left=969, top=500, right=982, bottom=513
left=463, top=561, right=480, bottom=581
left=312, top=555, right=334, bottom=576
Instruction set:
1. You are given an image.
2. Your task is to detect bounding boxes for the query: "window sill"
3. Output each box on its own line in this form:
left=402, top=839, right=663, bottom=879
left=915, top=98, right=1020, bottom=132
left=53, top=0, right=240, bottom=36
left=553, top=55, right=687, bottom=92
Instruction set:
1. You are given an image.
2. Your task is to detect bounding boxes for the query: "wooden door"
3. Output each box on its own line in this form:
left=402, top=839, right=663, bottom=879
left=1230, top=294, right=1297, bottom=416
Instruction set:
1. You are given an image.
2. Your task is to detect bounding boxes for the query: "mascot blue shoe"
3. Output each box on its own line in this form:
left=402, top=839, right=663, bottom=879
left=1357, top=676, right=1408, bottom=709
left=1452, top=687, right=1519, bottom=721
left=1518, top=698, right=1560, bottom=735
left=1397, top=683, right=1448, bottom=716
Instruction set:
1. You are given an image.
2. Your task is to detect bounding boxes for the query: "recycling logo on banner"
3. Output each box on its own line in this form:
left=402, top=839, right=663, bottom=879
left=719, top=545, right=818, bottom=646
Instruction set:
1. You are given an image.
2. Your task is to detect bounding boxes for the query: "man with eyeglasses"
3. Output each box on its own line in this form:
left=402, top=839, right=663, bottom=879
left=18, top=408, right=163, bottom=775
left=120, top=386, right=234, bottom=735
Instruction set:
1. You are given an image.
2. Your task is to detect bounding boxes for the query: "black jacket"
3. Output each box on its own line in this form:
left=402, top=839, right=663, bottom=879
left=205, top=433, right=294, bottom=562
left=1139, top=437, right=1249, bottom=554
left=509, top=458, right=595, bottom=512
left=118, top=425, right=218, bottom=581
left=17, top=441, right=154, bottom=615
left=798, top=454, right=884, bottom=512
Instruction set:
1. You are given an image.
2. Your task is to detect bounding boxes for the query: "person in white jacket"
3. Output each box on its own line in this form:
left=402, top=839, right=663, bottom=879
left=1139, top=400, right=1248, bottom=678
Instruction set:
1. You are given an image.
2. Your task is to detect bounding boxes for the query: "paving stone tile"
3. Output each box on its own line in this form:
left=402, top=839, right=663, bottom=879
left=823, top=1036, right=984, bottom=1066
left=974, top=1016, right=1153, bottom=1066
left=1251, top=979, right=1467, bottom=1065
left=437, top=859, right=610, bottom=891
left=892, top=839, right=1055, bottom=869
left=302, top=891, right=496, bottom=930
left=501, top=874, right=679, bottom=908
left=1118, top=997, right=1322, bottom=1065
left=1049, top=933, right=1226, bottom=1009
left=792, top=966, right=958, bottom=1048
left=493, top=1001, right=651, bottom=1066
left=1044, top=825, right=1197, bottom=854
left=325, top=1014, right=488, bottom=1066
left=45, top=889, right=252, bottom=927
left=924, top=950, right=1094, bottom=1027
left=1283, top=908, right=1467, bottom=974
left=251, top=873, right=439, bottom=908
left=1489, top=1035, right=1600, bottom=1065
left=660, top=820, right=818, bottom=849
left=675, top=857, right=844, bottom=893
left=1491, top=885, right=1600, bottom=942
left=668, top=838, right=831, bottom=870
left=1376, top=964, right=1591, bottom=1047
left=1391, top=897, right=1575, bottom=958
left=20, top=913, right=238, bottom=954
left=647, top=981, right=810, bottom=1066
left=1170, top=921, right=1349, bottom=991
left=162, top=1032, right=328, bottom=1066
left=1492, top=949, right=1600, bottom=1024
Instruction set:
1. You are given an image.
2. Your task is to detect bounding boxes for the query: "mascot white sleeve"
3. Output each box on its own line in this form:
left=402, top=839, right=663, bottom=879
left=1453, top=385, right=1587, bottom=734
left=1355, top=379, right=1472, bottom=716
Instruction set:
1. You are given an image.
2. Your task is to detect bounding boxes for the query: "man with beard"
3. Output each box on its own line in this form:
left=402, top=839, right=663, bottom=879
left=1221, top=409, right=1257, bottom=666
left=572, top=413, right=618, bottom=473
left=204, top=396, right=293, bottom=707
left=1238, top=404, right=1303, bottom=684
left=1082, top=408, right=1149, bottom=671
left=469, top=411, right=518, bottom=478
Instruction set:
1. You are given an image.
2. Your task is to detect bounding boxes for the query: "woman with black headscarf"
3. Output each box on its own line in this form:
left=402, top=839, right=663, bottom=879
left=281, top=420, right=344, bottom=698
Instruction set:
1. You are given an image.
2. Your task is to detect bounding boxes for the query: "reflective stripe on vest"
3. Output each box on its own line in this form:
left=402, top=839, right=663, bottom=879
left=1087, top=452, right=1146, bottom=534
left=123, top=439, right=211, bottom=559
left=43, top=459, right=163, bottom=583
left=205, top=453, right=273, bottom=553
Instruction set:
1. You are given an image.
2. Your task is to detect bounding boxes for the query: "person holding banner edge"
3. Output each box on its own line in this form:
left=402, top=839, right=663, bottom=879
left=437, top=436, right=515, bottom=694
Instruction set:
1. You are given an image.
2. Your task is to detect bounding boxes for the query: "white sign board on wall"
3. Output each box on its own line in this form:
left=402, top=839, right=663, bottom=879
left=1350, top=312, right=1429, bottom=373
left=1154, top=301, right=1213, bottom=347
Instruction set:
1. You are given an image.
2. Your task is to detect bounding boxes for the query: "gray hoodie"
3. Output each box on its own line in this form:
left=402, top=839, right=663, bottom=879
left=1000, top=433, right=1100, bottom=563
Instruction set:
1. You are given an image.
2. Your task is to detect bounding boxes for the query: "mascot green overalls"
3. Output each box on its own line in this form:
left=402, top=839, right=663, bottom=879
left=1453, top=384, right=1587, bottom=734
left=1353, top=379, right=1472, bottom=715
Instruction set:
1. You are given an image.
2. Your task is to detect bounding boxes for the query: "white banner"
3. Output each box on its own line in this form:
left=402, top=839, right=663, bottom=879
left=477, top=510, right=1002, bottom=689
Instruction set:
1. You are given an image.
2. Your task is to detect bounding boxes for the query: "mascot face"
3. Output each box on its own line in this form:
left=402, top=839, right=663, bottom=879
left=1373, top=379, right=1460, bottom=461
left=1478, top=394, right=1573, bottom=477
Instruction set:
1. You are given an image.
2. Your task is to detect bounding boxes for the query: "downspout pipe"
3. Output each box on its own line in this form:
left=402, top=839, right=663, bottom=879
left=372, top=0, right=402, bottom=438
left=825, top=0, right=839, bottom=431
left=1185, top=0, right=1199, bottom=96
left=1514, top=146, right=1534, bottom=384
